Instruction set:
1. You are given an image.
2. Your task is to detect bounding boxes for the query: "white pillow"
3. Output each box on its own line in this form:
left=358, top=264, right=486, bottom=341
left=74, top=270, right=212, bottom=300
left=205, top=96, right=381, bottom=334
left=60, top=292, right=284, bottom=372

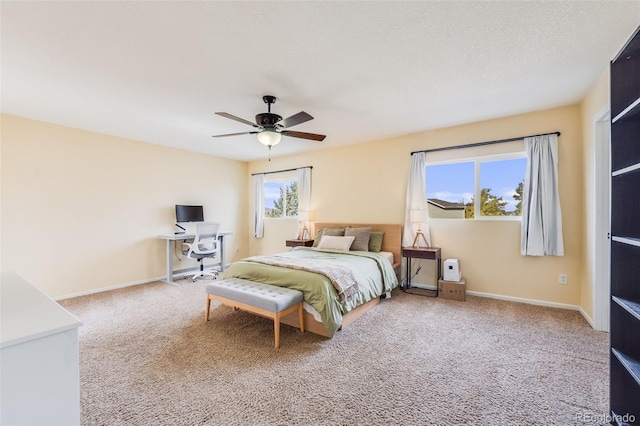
left=316, top=235, right=355, bottom=251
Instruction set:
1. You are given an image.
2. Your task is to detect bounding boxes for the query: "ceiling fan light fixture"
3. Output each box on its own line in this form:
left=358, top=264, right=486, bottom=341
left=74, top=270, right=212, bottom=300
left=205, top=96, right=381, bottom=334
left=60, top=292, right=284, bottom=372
left=257, top=130, right=282, bottom=147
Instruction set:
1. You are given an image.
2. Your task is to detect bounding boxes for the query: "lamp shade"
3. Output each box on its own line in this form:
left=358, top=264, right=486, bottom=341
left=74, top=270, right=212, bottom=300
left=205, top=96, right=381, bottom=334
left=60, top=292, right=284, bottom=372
left=257, top=130, right=282, bottom=147
left=298, top=210, right=310, bottom=222
left=410, top=209, right=425, bottom=224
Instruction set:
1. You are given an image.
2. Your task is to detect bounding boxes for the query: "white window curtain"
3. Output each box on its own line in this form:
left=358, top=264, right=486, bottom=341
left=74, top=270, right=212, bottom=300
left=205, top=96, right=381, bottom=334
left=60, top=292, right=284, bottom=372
left=403, top=152, right=431, bottom=247
left=521, top=134, right=564, bottom=256
left=253, top=173, right=265, bottom=238
left=295, top=167, right=311, bottom=239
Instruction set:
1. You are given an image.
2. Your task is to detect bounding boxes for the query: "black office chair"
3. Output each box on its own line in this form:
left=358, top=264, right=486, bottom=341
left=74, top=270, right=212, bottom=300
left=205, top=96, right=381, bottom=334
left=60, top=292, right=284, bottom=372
left=182, top=222, right=220, bottom=282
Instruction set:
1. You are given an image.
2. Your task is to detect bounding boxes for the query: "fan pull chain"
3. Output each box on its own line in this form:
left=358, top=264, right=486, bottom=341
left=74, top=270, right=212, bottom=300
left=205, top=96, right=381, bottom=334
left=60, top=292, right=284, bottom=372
left=268, top=145, right=272, bottom=161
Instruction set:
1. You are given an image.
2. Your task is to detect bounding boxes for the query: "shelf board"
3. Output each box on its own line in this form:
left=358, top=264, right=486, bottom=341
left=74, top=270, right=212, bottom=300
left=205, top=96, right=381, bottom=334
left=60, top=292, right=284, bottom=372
left=612, top=97, right=640, bottom=124
left=612, top=236, right=640, bottom=248
left=612, top=162, right=640, bottom=177
left=612, top=348, right=640, bottom=388
left=612, top=296, right=640, bottom=321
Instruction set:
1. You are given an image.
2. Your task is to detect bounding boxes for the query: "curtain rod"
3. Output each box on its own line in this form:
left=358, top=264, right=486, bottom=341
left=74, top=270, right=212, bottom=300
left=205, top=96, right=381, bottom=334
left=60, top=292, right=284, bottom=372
left=251, top=166, right=312, bottom=176
left=410, top=131, right=561, bottom=156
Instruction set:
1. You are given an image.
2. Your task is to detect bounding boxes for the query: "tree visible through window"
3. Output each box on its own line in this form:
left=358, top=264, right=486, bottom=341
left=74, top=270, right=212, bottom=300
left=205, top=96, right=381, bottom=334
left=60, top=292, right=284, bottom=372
left=426, top=155, right=526, bottom=219
left=264, top=179, right=298, bottom=218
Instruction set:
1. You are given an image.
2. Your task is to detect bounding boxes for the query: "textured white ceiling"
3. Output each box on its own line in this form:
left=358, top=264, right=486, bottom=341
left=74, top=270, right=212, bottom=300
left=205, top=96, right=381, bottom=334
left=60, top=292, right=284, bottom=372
left=2, top=1, right=639, bottom=162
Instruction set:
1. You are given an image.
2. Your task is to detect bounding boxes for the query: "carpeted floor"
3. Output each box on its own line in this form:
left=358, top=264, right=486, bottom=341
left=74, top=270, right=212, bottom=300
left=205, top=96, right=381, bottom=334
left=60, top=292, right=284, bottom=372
left=59, top=280, right=609, bottom=425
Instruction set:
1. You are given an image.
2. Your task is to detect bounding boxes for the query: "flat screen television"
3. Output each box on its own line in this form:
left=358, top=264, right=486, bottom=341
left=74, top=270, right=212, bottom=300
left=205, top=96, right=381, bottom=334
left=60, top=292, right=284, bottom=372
left=175, top=205, right=204, bottom=223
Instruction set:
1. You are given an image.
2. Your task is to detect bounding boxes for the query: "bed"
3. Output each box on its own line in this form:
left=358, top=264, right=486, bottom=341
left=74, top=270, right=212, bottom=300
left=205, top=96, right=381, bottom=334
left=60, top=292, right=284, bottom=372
left=219, top=223, right=402, bottom=337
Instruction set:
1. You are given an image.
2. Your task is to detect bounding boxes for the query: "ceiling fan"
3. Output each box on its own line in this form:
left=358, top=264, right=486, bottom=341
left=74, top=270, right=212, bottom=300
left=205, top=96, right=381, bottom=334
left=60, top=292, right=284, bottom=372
left=213, top=95, right=326, bottom=157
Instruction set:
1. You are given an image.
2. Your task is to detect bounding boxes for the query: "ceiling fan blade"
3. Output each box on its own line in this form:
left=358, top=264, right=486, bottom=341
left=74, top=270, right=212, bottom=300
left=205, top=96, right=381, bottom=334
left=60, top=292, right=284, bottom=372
left=212, top=131, right=258, bottom=138
left=277, top=111, right=313, bottom=129
left=281, top=130, right=326, bottom=141
left=215, top=112, right=258, bottom=128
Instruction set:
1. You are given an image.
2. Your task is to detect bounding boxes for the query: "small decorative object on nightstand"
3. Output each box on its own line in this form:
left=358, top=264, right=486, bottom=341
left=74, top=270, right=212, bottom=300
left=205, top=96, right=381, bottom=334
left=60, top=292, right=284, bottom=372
left=286, top=239, right=314, bottom=248
left=402, top=246, right=441, bottom=297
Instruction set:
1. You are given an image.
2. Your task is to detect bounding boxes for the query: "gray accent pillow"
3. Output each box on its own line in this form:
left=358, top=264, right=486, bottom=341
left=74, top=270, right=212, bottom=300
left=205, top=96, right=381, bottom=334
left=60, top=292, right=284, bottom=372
left=312, top=227, right=345, bottom=247
left=344, top=227, right=372, bottom=251
left=368, top=231, right=384, bottom=252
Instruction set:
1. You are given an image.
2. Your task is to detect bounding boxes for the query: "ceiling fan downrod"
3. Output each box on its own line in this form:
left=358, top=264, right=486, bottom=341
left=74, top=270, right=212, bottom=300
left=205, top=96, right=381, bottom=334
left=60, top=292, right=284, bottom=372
left=263, top=95, right=276, bottom=113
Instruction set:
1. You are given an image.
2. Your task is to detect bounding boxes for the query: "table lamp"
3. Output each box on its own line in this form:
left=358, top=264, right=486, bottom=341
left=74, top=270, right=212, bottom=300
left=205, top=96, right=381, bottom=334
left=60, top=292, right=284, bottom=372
left=411, top=209, right=429, bottom=248
left=299, top=211, right=311, bottom=240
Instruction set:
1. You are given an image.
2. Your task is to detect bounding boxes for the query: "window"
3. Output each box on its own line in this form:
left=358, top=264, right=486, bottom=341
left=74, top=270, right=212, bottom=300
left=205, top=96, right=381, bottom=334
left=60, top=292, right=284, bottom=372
left=425, top=153, right=526, bottom=220
left=264, top=178, right=298, bottom=218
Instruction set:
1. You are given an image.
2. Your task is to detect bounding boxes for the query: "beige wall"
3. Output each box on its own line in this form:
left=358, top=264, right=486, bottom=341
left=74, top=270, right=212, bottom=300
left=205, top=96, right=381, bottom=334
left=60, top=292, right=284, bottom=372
left=579, top=68, right=611, bottom=322
left=1, top=114, right=249, bottom=297
left=249, top=105, right=585, bottom=307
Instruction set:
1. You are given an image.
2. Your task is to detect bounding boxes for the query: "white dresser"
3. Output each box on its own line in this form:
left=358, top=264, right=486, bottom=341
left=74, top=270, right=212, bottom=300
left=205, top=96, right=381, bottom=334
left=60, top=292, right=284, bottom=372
left=1, top=271, right=83, bottom=425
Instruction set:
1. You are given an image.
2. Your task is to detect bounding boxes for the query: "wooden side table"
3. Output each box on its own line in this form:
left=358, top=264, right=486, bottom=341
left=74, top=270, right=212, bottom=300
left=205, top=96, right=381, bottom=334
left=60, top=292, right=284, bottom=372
left=402, top=246, right=441, bottom=296
left=285, top=239, right=314, bottom=248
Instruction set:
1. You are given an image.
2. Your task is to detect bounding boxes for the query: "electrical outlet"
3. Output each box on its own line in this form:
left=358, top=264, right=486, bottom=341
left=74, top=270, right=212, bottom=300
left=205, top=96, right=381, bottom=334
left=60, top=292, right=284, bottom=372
left=559, top=274, right=568, bottom=285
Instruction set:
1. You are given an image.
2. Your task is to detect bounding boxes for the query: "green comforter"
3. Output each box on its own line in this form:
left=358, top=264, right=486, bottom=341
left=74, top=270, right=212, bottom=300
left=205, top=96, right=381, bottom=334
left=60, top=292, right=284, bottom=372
left=220, top=247, right=398, bottom=337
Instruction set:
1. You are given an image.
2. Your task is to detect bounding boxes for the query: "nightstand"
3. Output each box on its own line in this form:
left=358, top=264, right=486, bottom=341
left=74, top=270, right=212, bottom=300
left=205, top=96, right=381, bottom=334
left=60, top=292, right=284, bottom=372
left=402, top=246, right=441, bottom=296
left=285, top=239, right=314, bottom=248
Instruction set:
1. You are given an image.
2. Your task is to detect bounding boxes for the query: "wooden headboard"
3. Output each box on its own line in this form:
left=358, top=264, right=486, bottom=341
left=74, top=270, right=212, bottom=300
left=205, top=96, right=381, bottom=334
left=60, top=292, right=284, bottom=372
left=313, top=223, right=403, bottom=268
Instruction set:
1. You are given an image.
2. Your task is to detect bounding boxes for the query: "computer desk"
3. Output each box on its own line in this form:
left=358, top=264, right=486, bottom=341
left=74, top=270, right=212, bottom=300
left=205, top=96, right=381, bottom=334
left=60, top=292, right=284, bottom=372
left=157, top=231, right=232, bottom=285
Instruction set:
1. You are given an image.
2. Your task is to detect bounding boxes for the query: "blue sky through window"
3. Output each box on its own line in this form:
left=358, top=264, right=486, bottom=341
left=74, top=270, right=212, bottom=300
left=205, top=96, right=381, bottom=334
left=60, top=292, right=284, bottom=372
left=480, top=158, right=526, bottom=212
left=264, top=181, right=281, bottom=209
left=426, top=157, right=526, bottom=213
left=426, top=162, right=474, bottom=204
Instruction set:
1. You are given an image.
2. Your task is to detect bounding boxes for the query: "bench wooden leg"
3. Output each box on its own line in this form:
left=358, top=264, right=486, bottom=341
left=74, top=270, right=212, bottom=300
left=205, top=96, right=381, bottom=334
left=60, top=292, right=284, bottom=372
left=205, top=296, right=211, bottom=321
left=298, top=303, right=305, bottom=333
left=274, top=314, right=280, bottom=348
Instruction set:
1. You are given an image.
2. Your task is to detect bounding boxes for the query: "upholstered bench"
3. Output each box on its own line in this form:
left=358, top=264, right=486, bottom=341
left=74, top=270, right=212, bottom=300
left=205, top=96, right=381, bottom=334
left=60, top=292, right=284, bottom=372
left=205, top=278, right=305, bottom=348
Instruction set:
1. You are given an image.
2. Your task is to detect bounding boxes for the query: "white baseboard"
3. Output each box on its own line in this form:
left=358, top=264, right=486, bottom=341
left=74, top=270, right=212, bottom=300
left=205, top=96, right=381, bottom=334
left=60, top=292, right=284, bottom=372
left=53, top=265, right=227, bottom=301
left=54, top=276, right=162, bottom=301
left=578, top=306, right=596, bottom=329
left=466, top=290, right=581, bottom=312
left=467, top=290, right=599, bottom=330
left=407, top=282, right=437, bottom=291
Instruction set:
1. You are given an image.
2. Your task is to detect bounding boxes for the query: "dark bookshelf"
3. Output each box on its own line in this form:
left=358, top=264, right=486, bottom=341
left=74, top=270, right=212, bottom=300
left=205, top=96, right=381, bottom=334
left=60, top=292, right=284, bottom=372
left=610, top=25, right=640, bottom=424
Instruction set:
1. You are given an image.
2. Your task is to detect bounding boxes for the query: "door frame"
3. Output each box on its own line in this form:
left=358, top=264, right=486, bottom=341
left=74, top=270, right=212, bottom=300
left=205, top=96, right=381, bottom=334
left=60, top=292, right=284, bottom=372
left=593, top=105, right=611, bottom=332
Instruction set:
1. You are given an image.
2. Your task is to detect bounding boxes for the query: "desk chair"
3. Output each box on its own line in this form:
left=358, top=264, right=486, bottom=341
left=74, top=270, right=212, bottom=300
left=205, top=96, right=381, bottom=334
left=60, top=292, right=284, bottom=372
left=182, top=222, right=220, bottom=282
